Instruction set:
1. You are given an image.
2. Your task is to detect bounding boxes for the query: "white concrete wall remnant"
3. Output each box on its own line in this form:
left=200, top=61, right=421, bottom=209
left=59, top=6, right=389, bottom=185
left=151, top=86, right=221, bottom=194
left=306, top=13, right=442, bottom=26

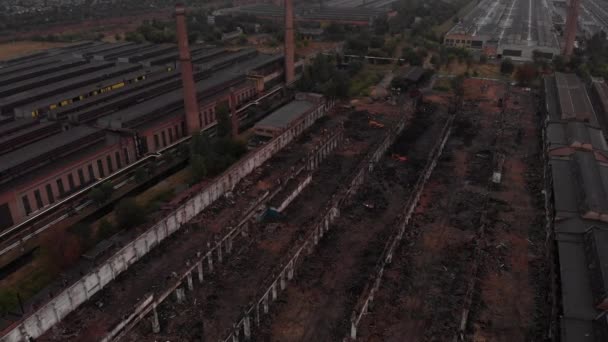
left=1, top=100, right=333, bottom=342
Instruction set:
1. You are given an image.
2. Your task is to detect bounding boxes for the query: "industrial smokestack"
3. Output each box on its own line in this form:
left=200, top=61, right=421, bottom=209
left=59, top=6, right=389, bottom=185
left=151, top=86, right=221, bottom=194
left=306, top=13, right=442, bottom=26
left=175, top=3, right=201, bottom=134
left=284, top=0, right=295, bottom=84
left=563, top=0, right=581, bottom=57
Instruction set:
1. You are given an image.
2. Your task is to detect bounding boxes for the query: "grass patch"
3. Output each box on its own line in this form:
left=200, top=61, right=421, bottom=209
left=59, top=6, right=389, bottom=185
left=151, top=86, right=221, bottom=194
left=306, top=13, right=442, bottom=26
left=349, top=68, right=383, bottom=97
left=0, top=255, right=56, bottom=314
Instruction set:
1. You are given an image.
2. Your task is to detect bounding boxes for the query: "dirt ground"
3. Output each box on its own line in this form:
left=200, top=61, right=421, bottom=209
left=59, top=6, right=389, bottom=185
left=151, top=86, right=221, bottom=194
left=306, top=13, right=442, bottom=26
left=120, top=103, right=405, bottom=342
left=37, top=100, right=402, bottom=341
left=0, top=41, right=71, bottom=61
left=356, top=79, right=545, bottom=342
left=254, top=102, right=448, bottom=342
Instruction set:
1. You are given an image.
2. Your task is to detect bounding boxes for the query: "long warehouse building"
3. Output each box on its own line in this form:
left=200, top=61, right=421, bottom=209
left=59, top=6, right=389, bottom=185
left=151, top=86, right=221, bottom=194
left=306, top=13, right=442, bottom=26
left=543, top=73, right=608, bottom=342
left=0, top=41, right=295, bottom=234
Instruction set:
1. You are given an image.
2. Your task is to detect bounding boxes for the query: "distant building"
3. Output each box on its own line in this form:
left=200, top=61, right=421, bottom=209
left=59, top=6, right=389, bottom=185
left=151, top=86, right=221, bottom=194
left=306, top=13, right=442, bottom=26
left=0, top=43, right=289, bottom=232
left=543, top=73, right=608, bottom=342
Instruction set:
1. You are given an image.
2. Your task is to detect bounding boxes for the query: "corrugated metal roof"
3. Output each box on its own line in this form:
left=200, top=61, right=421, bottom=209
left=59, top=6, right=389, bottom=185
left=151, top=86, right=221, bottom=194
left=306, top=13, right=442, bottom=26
left=254, top=100, right=314, bottom=130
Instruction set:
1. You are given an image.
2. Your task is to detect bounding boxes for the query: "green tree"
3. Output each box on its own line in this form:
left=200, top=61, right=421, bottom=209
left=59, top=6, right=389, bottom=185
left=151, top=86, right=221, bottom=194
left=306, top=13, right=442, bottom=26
left=514, top=63, right=538, bottom=86
left=98, top=218, right=116, bottom=239
left=134, top=167, right=148, bottom=184
left=190, top=154, right=208, bottom=183
left=89, top=182, right=114, bottom=206
left=500, top=58, right=515, bottom=74
left=552, top=55, right=566, bottom=71
left=215, top=104, right=232, bottom=139
left=115, top=198, right=145, bottom=229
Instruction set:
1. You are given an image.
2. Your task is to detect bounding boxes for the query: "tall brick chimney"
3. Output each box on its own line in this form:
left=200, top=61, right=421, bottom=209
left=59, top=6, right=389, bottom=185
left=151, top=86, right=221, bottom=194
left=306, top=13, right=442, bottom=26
left=175, top=3, right=200, bottom=134
left=563, top=0, right=581, bottom=57
left=284, top=0, right=295, bottom=84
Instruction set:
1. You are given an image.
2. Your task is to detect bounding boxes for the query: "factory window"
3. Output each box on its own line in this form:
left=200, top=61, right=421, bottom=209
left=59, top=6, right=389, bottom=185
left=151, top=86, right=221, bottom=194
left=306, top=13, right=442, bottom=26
left=161, top=131, right=167, bottom=147
left=68, top=174, right=75, bottom=191
left=45, top=184, right=55, bottom=204
left=97, top=160, right=105, bottom=178
left=154, top=134, right=160, bottom=150
left=169, top=128, right=174, bottom=143
left=107, top=156, right=113, bottom=174
left=174, top=125, right=179, bottom=139
left=115, top=151, right=122, bottom=169
left=34, top=190, right=43, bottom=209
left=78, top=169, right=85, bottom=185
left=88, top=164, right=95, bottom=181
left=181, top=122, right=186, bottom=136
left=22, top=196, right=32, bottom=216
left=199, top=114, right=204, bottom=128
left=57, top=179, right=65, bottom=196
left=123, top=148, right=130, bottom=165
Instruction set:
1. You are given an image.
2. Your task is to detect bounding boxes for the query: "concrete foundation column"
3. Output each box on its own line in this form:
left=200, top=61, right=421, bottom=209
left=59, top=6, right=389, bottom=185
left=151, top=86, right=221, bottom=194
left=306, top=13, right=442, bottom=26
left=175, top=288, right=186, bottom=304
left=187, top=272, right=194, bottom=291
left=280, top=272, right=286, bottom=290
left=271, top=284, right=278, bottom=300
left=151, top=306, right=161, bottom=333
left=197, top=261, right=204, bottom=283
left=227, top=238, right=233, bottom=253
left=207, top=252, right=214, bottom=272
left=217, top=242, right=223, bottom=263
left=287, top=261, right=294, bottom=280
left=263, top=295, right=269, bottom=313
left=244, top=314, right=252, bottom=339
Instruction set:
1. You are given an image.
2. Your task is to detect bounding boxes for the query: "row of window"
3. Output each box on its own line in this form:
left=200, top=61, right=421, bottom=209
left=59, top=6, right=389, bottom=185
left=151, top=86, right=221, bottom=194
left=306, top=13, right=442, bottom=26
left=21, top=148, right=131, bottom=216
left=153, top=124, right=183, bottom=151
left=198, top=88, right=256, bottom=128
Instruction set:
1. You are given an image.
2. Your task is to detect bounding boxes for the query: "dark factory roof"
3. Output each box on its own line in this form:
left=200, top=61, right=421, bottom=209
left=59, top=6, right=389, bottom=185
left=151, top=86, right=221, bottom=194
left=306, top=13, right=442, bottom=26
left=549, top=158, right=579, bottom=216
left=585, top=227, right=608, bottom=303
left=0, top=126, right=101, bottom=176
left=545, top=74, right=600, bottom=127
left=546, top=121, right=608, bottom=152
left=557, top=73, right=598, bottom=124
left=546, top=73, right=608, bottom=342
left=191, top=48, right=232, bottom=65
left=59, top=72, right=181, bottom=122
left=71, top=42, right=134, bottom=58
left=117, top=44, right=176, bottom=63
left=0, top=118, right=39, bottom=137
left=0, top=59, right=89, bottom=87
left=0, top=56, right=62, bottom=78
left=13, top=67, right=161, bottom=117
left=255, top=100, right=315, bottom=131
left=0, top=61, right=114, bottom=97
left=94, top=43, right=153, bottom=60
left=97, top=53, right=278, bottom=129
left=0, top=121, right=60, bottom=153
left=0, top=63, right=141, bottom=112
left=549, top=152, right=608, bottom=218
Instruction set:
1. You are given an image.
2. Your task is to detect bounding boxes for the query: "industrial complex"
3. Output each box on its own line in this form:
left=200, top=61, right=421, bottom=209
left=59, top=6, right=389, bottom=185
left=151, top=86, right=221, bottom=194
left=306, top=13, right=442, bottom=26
left=1, top=0, right=608, bottom=341
left=444, top=0, right=560, bottom=59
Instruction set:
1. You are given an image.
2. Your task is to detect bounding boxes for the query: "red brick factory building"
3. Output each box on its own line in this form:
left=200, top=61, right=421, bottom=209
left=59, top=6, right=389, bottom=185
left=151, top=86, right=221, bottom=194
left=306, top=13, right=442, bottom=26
left=0, top=14, right=299, bottom=233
